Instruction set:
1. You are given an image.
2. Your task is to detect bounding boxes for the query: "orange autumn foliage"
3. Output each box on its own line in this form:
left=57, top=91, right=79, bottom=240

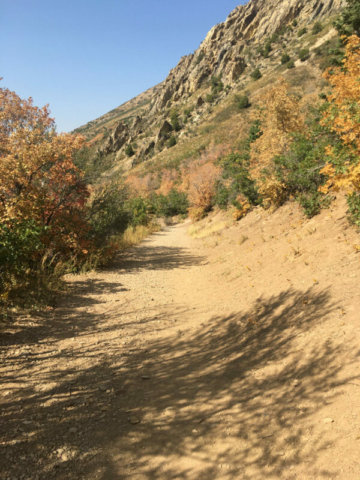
left=250, top=79, right=305, bottom=208
left=126, top=173, right=158, bottom=197
left=157, top=169, right=179, bottom=196
left=0, top=85, right=90, bottom=256
left=320, top=35, right=360, bottom=193
left=182, top=144, right=228, bottom=219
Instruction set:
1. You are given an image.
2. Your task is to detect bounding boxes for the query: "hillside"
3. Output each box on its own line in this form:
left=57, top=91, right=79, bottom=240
left=74, top=0, right=346, bottom=174
left=72, top=83, right=161, bottom=140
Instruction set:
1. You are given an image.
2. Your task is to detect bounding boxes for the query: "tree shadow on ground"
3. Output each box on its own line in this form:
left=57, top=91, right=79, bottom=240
left=113, top=242, right=205, bottom=274
left=0, top=242, right=204, bottom=347
left=1, top=282, right=358, bottom=479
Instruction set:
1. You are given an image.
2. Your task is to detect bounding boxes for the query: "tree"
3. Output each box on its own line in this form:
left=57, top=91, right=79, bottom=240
left=334, top=0, right=360, bottom=38
left=299, top=49, right=310, bottom=62
left=237, top=95, right=250, bottom=109
left=0, top=84, right=88, bottom=256
left=249, top=80, right=305, bottom=207
left=319, top=35, right=360, bottom=193
left=251, top=68, right=262, bottom=80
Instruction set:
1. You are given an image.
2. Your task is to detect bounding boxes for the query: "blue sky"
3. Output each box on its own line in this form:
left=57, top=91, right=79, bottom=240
left=1, top=0, right=246, bottom=132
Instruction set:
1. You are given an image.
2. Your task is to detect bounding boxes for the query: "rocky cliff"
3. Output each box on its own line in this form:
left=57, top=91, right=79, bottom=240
left=82, top=0, right=346, bottom=169
left=149, top=0, right=346, bottom=114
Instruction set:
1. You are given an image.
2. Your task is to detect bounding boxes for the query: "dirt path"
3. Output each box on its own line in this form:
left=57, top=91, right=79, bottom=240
left=1, top=214, right=360, bottom=479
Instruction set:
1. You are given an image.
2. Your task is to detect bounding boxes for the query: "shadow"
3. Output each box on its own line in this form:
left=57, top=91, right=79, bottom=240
left=113, top=240, right=204, bottom=274
left=1, top=284, right=358, bottom=479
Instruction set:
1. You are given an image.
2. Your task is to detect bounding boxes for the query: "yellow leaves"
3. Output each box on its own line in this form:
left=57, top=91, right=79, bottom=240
left=320, top=36, right=360, bottom=194
left=250, top=78, right=305, bottom=179
left=258, top=176, right=287, bottom=210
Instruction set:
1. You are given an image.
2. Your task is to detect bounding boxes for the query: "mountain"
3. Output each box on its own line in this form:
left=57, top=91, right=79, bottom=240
left=75, top=0, right=346, bottom=173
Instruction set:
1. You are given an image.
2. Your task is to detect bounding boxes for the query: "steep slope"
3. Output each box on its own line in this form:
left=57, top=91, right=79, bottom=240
left=73, top=83, right=161, bottom=139
left=150, top=0, right=346, bottom=113
left=75, top=0, right=346, bottom=175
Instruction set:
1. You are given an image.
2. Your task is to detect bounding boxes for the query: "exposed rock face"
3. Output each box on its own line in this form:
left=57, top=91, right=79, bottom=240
left=150, top=0, right=345, bottom=114
left=99, top=122, right=129, bottom=155
left=100, top=0, right=345, bottom=168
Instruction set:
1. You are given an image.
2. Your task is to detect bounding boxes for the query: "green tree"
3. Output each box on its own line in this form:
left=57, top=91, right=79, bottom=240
left=334, top=0, right=360, bottom=37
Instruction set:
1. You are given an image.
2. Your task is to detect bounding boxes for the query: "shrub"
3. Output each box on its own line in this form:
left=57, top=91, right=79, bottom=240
left=251, top=68, right=262, bottom=80
left=298, top=27, right=307, bottom=37
left=125, top=144, right=135, bottom=157
left=287, top=60, right=295, bottom=69
left=319, top=36, right=360, bottom=195
left=87, top=180, right=130, bottom=242
left=347, top=193, right=360, bottom=227
left=170, top=111, right=181, bottom=132
left=237, top=95, right=250, bottom=109
left=299, top=48, right=310, bottom=61
left=281, top=53, right=291, bottom=64
left=126, top=197, right=151, bottom=226
left=153, top=189, right=189, bottom=217
left=206, top=93, right=215, bottom=103
left=167, top=136, right=177, bottom=148
left=292, top=19, right=298, bottom=27
left=211, top=75, right=224, bottom=94
left=264, top=42, right=272, bottom=57
left=312, top=22, right=323, bottom=34
left=334, top=0, right=360, bottom=38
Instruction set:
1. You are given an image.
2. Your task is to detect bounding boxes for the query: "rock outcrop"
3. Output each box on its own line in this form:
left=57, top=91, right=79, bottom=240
left=97, top=0, right=346, bottom=168
left=150, top=0, right=345, bottom=114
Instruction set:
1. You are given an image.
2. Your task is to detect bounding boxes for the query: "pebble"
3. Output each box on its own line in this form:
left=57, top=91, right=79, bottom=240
left=323, top=418, right=334, bottom=424
left=129, top=416, right=140, bottom=425
left=99, top=385, right=107, bottom=392
left=69, top=427, right=77, bottom=434
left=141, top=375, right=150, bottom=380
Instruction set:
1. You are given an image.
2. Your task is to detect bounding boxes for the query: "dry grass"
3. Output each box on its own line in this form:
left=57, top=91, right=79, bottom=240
left=188, top=220, right=229, bottom=239
left=117, top=223, right=161, bottom=250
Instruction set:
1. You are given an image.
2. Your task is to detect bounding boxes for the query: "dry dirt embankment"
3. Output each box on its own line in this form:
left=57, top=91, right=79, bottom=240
left=1, top=195, right=360, bottom=480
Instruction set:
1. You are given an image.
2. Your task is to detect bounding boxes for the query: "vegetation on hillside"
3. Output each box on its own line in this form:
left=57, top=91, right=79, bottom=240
left=2, top=1, right=360, bottom=308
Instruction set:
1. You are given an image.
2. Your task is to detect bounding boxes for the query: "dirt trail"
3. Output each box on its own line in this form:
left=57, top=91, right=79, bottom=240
left=1, top=206, right=360, bottom=479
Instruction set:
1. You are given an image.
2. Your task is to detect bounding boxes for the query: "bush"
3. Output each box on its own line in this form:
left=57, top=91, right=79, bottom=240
left=152, top=189, right=189, bottom=217
left=292, top=19, right=298, bottom=27
left=287, top=60, right=295, bottom=69
left=312, top=22, right=323, bottom=34
left=264, top=42, right=272, bottom=58
left=170, top=112, right=181, bottom=132
left=0, top=220, right=46, bottom=290
left=251, top=68, right=262, bottom=80
left=347, top=193, right=360, bottom=227
left=237, top=95, right=250, bottom=109
left=211, top=75, right=224, bottom=94
left=281, top=53, right=291, bottom=64
left=298, top=192, right=331, bottom=218
left=206, top=93, right=215, bottom=103
left=299, top=48, right=310, bottom=62
left=125, top=144, right=135, bottom=157
left=87, top=181, right=130, bottom=242
left=215, top=120, right=262, bottom=210
left=298, top=27, right=307, bottom=37
left=167, top=136, right=177, bottom=148
left=126, top=197, right=151, bottom=226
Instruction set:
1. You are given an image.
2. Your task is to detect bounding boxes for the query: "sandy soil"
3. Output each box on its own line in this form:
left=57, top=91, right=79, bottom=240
left=1, top=195, right=360, bottom=480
